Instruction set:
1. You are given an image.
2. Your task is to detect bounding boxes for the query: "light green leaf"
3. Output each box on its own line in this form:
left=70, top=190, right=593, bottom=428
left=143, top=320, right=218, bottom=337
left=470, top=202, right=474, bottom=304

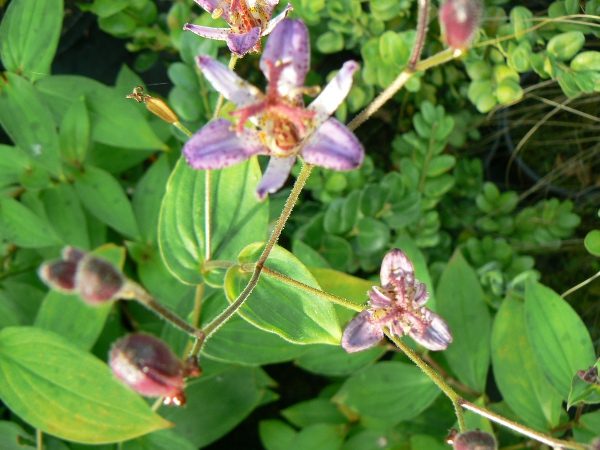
left=290, top=424, right=344, bottom=450
left=0, top=0, right=62, bottom=81
left=224, top=243, right=342, bottom=345
left=259, top=420, right=296, bottom=450
left=333, top=361, right=440, bottom=428
left=437, top=250, right=490, bottom=392
left=295, top=344, right=385, bottom=377
left=59, top=97, right=90, bottom=164
left=158, top=157, right=268, bottom=284
left=491, top=295, right=562, bottom=430
left=0, top=197, right=62, bottom=247
left=584, top=230, right=600, bottom=256
left=40, top=183, right=90, bottom=249
left=74, top=165, right=141, bottom=240
left=525, top=281, right=595, bottom=398
left=0, top=327, right=170, bottom=444
left=122, top=429, right=196, bottom=450
left=0, top=73, right=61, bottom=175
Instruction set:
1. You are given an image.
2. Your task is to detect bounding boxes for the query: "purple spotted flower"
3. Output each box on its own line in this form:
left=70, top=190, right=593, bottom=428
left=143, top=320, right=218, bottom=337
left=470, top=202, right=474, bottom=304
left=342, top=249, right=452, bottom=353
left=184, top=0, right=292, bottom=56
left=183, top=19, right=364, bottom=199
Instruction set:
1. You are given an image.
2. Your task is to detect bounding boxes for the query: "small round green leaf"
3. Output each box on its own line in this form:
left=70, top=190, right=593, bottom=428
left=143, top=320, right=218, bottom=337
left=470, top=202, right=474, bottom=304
left=547, top=31, right=585, bottom=61
left=584, top=230, right=600, bottom=257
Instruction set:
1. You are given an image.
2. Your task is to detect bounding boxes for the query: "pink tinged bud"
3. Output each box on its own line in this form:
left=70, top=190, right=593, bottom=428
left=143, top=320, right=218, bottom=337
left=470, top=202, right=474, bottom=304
left=109, top=333, right=187, bottom=406
left=38, top=260, right=78, bottom=293
left=439, top=0, right=482, bottom=50
left=452, top=430, right=498, bottom=450
left=62, top=246, right=86, bottom=263
left=76, top=256, right=125, bottom=304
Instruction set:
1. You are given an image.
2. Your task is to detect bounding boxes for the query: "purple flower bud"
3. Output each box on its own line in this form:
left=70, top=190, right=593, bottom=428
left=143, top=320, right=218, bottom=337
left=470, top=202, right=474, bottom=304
left=439, top=0, right=482, bottom=50
left=62, top=246, right=86, bottom=263
left=109, top=333, right=187, bottom=406
left=452, top=430, right=497, bottom=450
left=38, top=260, right=78, bottom=293
left=76, top=255, right=125, bottom=304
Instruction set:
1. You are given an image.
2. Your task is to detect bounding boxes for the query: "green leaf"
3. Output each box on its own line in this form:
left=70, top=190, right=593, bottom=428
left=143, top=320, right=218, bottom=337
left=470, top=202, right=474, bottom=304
left=426, top=155, right=456, bottom=177
left=0, top=420, right=35, bottom=449
left=0, top=327, right=170, bottom=444
left=158, top=158, right=268, bottom=284
left=259, top=420, right=296, bottom=450
left=524, top=281, right=596, bottom=398
left=295, top=344, right=385, bottom=377
left=35, top=245, right=124, bottom=350
left=0, top=0, right=62, bottom=81
left=316, top=31, right=344, bottom=54
left=333, top=361, right=440, bottom=428
left=568, top=359, right=600, bottom=408
left=436, top=250, right=490, bottom=392
left=0, top=197, right=62, bottom=247
left=282, top=399, right=346, bottom=427
left=356, top=217, right=390, bottom=254
left=224, top=244, right=342, bottom=345
left=36, top=75, right=164, bottom=150
left=547, top=31, right=585, bottom=61
left=290, top=424, right=344, bottom=450
left=584, top=230, right=600, bottom=256
left=0, top=145, right=31, bottom=188
left=292, top=240, right=331, bottom=268
left=0, top=73, right=61, bottom=175
left=74, top=165, right=141, bottom=240
left=122, top=430, right=196, bottom=450
left=162, top=365, right=273, bottom=447
left=200, top=291, right=305, bottom=365
left=491, top=295, right=562, bottom=430
left=59, top=97, right=90, bottom=164
left=40, top=183, right=90, bottom=249
left=133, top=155, right=170, bottom=243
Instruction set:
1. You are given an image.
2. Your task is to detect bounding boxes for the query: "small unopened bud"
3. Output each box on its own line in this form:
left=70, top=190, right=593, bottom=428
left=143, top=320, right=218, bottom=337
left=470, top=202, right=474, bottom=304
left=76, top=256, right=125, bottom=304
left=38, top=260, right=78, bottom=293
left=577, top=365, right=599, bottom=384
left=109, top=333, right=187, bottom=406
left=62, top=246, right=85, bottom=263
left=451, top=430, right=497, bottom=450
left=439, top=0, right=482, bottom=50
left=126, top=86, right=179, bottom=125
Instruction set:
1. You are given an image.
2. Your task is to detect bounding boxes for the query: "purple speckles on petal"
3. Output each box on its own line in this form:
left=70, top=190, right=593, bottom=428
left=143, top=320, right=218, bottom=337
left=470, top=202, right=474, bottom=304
left=308, top=60, right=359, bottom=126
left=341, top=311, right=384, bottom=353
left=380, top=249, right=415, bottom=288
left=262, top=3, right=293, bottom=36
left=301, top=118, right=364, bottom=170
left=196, top=55, right=263, bottom=108
left=256, top=156, right=296, bottom=200
left=183, top=119, right=266, bottom=170
left=410, top=311, right=453, bottom=351
left=260, top=19, right=310, bottom=98
left=226, top=27, right=261, bottom=56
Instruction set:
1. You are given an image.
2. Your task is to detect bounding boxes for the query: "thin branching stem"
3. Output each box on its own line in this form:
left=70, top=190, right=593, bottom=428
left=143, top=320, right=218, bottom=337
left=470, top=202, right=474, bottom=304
left=408, top=0, right=430, bottom=70
left=562, top=270, right=600, bottom=298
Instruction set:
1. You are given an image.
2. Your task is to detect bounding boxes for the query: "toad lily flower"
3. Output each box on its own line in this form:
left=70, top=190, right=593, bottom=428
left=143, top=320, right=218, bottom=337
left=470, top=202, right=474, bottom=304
left=342, top=249, right=452, bottom=353
left=184, top=0, right=292, bottom=56
left=183, top=19, right=364, bottom=199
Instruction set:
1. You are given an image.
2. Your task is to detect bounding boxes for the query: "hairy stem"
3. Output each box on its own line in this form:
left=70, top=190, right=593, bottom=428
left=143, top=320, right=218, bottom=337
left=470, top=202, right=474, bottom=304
left=194, top=163, right=313, bottom=351
left=126, top=281, right=205, bottom=340
left=459, top=401, right=589, bottom=450
left=408, top=0, right=430, bottom=70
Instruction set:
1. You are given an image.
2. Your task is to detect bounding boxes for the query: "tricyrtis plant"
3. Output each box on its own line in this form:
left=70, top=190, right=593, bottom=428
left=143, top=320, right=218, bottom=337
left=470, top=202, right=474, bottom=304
left=0, top=0, right=598, bottom=449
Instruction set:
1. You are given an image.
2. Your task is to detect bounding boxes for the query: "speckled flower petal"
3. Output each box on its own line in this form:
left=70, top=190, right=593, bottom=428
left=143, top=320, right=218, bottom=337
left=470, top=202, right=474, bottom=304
left=380, top=248, right=415, bottom=289
left=256, top=155, right=296, bottom=199
left=342, top=311, right=384, bottom=353
left=301, top=118, right=364, bottom=170
left=184, top=24, right=229, bottom=42
left=308, top=61, right=359, bottom=126
left=183, top=119, right=266, bottom=170
left=226, top=27, right=261, bottom=56
left=262, top=3, right=293, bottom=36
left=414, top=281, right=429, bottom=306
left=409, top=310, right=452, bottom=351
left=260, top=19, right=310, bottom=98
left=368, top=287, right=393, bottom=308
left=196, top=55, right=263, bottom=108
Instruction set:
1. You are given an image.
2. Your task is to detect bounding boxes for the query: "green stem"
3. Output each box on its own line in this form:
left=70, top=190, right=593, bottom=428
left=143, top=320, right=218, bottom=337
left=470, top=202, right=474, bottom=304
left=562, top=270, right=600, bottom=298
left=173, top=121, right=193, bottom=137
left=259, top=266, right=363, bottom=312
left=459, top=401, right=589, bottom=450
left=194, top=163, right=313, bottom=351
left=36, top=429, right=43, bottom=450
left=407, top=0, right=430, bottom=70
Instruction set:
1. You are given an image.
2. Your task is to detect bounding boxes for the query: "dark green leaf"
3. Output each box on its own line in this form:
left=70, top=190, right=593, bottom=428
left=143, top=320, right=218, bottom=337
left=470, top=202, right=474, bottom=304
left=0, top=197, right=62, bottom=247
left=0, top=327, right=170, bottom=444
left=59, top=97, right=90, bottom=164
left=491, top=295, right=562, bottom=430
left=282, top=399, right=346, bottom=427
left=291, top=424, right=344, bottom=450
left=162, top=365, right=273, bottom=447
left=224, top=244, right=341, bottom=345
left=74, top=165, right=141, bottom=240
left=122, top=430, right=196, bottom=450
left=333, top=361, right=440, bottom=428
left=437, top=250, right=490, bottom=392
left=0, top=0, right=62, bottom=80
left=40, top=183, right=90, bottom=249
left=0, top=420, right=34, bottom=449
left=525, top=281, right=596, bottom=398
left=0, top=73, right=61, bottom=175
left=356, top=217, right=390, bottom=254
left=259, top=420, right=296, bottom=450
left=158, top=158, right=268, bottom=284
left=0, top=145, right=31, bottom=188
